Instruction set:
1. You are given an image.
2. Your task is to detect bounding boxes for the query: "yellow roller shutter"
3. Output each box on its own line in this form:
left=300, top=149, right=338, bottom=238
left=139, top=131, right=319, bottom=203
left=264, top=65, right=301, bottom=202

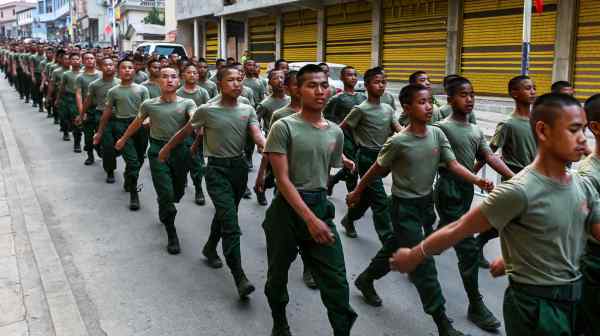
left=461, top=0, right=557, bottom=96
left=382, top=0, right=448, bottom=83
left=325, top=2, right=372, bottom=75
left=574, top=0, right=600, bottom=101
left=249, top=16, right=276, bottom=71
left=282, top=9, right=317, bottom=63
left=205, top=21, right=219, bottom=64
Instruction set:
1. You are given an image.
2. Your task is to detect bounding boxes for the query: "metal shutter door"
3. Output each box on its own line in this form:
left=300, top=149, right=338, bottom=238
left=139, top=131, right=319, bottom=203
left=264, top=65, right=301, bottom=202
left=282, top=9, right=318, bottom=63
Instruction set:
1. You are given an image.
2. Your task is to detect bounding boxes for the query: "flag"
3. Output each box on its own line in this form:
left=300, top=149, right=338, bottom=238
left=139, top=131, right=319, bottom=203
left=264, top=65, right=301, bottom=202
left=534, top=0, right=544, bottom=15
left=104, top=24, right=112, bottom=35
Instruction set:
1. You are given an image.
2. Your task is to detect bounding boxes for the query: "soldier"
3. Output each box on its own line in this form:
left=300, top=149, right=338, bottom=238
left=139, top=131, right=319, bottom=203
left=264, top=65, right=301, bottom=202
left=196, top=58, right=218, bottom=98
left=75, top=52, right=101, bottom=165
left=141, top=58, right=162, bottom=98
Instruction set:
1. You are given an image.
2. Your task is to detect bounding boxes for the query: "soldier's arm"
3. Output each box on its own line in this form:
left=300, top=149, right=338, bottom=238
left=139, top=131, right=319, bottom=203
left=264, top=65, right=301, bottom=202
left=484, top=151, right=515, bottom=180
left=75, top=87, right=84, bottom=115
left=115, top=116, right=144, bottom=150
left=159, top=121, right=194, bottom=162
left=248, top=124, right=266, bottom=152
left=94, top=104, right=113, bottom=144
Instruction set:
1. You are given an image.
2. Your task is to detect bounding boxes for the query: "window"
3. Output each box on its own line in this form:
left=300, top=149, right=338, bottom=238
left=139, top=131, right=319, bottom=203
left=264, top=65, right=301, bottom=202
left=12, top=9, right=15, bottom=15
left=1, top=12, right=3, bottom=18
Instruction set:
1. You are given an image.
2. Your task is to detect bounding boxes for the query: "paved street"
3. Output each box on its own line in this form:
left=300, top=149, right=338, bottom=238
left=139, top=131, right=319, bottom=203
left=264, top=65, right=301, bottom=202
left=0, top=78, right=507, bottom=336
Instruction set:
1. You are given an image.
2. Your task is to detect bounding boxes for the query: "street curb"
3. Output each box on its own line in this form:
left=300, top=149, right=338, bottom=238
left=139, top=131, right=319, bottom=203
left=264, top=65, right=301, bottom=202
left=0, top=92, right=89, bottom=335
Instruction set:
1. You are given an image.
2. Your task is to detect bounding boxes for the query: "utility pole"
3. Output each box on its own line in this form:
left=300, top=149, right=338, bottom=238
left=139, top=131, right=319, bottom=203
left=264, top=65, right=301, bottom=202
left=521, top=0, right=532, bottom=75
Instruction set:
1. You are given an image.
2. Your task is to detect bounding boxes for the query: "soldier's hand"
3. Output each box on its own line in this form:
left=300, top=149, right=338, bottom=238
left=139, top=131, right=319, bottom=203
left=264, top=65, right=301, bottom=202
left=114, top=138, right=126, bottom=151
left=307, top=218, right=335, bottom=245
left=389, top=248, right=421, bottom=273
left=92, top=132, right=102, bottom=145
left=142, top=118, right=151, bottom=129
left=254, top=173, right=265, bottom=193
left=346, top=191, right=361, bottom=208
left=190, top=141, right=199, bottom=156
left=82, top=114, right=88, bottom=122
left=158, top=147, right=170, bottom=163
left=74, top=116, right=82, bottom=126
left=476, top=178, right=494, bottom=192
left=342, top=158, right=356, bottom=173
left=489, top=257, right=506, bottom=278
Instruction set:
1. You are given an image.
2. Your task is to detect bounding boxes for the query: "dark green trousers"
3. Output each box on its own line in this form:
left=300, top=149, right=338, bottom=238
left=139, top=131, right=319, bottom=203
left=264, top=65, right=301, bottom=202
left=345, top=147, right=393, bottom=244
left=83, top=108, right=102, bottom=154
left=331, top=130, right=358, bottom=192
left=580, top=244, right=600, bottom=336
left=101, top=118, right=148, bottom=188
left=148, top=139, right=188, bottom=223
left=32, top=72, right=42, bottom=106
left=59, top=93, right=82, bottom=141
left=263, top=192, right=357, bottom=336
left=434, top=172, right=481, bottom=301
left=184, top=135, right=204, bottom=189
left=203, top=156, right=248, bottom=280
left=363, top=194, right=446, bottom=316
left=504, top=284, right=578, bottom=336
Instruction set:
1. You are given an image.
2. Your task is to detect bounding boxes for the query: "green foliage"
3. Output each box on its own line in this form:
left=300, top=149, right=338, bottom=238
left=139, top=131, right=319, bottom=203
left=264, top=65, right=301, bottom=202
left=143, top=7, right=164, bottom=25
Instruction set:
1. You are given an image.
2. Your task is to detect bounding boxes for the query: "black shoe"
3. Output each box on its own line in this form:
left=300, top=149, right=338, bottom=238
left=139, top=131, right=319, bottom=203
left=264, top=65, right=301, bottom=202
left=271, top=325, right=292, bottom=336
left=434, top=312, right=470, bottom=336
left=478, top=250, right=490, bottom=269
left=355, top=272, right=382, bottom=307
left=106, top=172, right=115, bottom=184
left=243, top=187, right=252, bottom=199
left=62, top=133, right=70, bottom=141
left=302, top=267, right=317, bottom=289
left=165, top=224, right=181, bottom=255
left=195, top=188, right=205, bottom=206
left=129, top=191, right=140, bottom=211
left=84, top=152, right=94, bottom=165
left=467, top=299, right=501, bottom=331
left=73, top=144, right=81, bottom=153
left=341, top=216, right=358, bottom=238
left=255, top=189, right=267, bottom=206
left=327, top=175, right=335, bottom=196
left=32, top=103, right=37, bottom=108
left=53, top=118, right=59, bottom=124
left=123, top=181, right=130, bottom=192
left=236, top=274, right=255, bottom=299
left=202, top=244, right=223, bottom=269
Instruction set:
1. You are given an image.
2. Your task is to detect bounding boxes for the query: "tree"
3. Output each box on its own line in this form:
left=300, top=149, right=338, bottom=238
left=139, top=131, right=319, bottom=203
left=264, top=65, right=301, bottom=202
left=143, top=7, right=164, bottom=25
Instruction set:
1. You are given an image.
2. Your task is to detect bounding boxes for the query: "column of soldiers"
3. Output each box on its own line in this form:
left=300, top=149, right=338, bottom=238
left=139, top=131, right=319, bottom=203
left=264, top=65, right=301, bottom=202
left=0, top=41, right=598, bottom=336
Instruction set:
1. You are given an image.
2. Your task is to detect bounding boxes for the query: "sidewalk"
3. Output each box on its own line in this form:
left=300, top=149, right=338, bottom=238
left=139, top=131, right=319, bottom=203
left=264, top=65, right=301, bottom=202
left=0, top=81, right=88, bottom=336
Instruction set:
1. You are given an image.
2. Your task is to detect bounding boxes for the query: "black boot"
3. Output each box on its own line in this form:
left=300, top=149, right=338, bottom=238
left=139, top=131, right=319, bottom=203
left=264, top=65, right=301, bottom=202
left=302, top=267, right=317, bottom=289
left=62, top=132, right=70, bottom=141
left=195, top=187, right=205, bottom=206
left=255, top=188, right=267, bottom=206
left=129, top=190, right=140, bottom=211
left=271, top=313, right=292, bottom=336
left=235, top=272, right=255, bottom=299
left=106, top=171, right=115, bottom=184
left=164, top=216, right=181, bottom=255
left=84, top=151, right=94, bottom=165
left=467, top=297, right=501, bottom=331
left=434, top=311, right=470, bottom=336
left=355, top=272, right=382, bottom=307
left=341, top=216, right=358, bottom=238
left=243, top=186, right=252, bottom=199
left=202, top=243, right=223, bottom=269
left=73, top=132, right=82, bottom=153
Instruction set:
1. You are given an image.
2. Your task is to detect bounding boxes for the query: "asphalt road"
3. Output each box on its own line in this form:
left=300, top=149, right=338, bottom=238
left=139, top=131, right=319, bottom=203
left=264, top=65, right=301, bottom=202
left=0, top=82, right=507, bottom=336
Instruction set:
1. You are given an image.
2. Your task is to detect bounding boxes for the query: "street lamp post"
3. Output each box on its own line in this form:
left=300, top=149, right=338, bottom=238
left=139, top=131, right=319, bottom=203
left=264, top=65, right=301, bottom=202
left=521, top=0, right=532, bottom=75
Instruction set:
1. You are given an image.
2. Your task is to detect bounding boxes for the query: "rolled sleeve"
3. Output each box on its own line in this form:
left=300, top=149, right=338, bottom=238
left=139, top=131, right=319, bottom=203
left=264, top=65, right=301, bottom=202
left=480, top=182, right=527, bottom=232
left=264, top=120, right=289, bottom=155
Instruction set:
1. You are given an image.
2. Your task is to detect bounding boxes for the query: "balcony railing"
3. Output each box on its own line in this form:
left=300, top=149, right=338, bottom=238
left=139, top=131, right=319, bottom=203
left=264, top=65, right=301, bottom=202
left=119, top=0, right=165, bottom=8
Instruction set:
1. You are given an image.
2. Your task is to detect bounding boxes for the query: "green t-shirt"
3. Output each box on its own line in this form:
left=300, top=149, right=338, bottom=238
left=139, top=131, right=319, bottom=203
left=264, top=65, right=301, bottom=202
left=265, top=113, right=344, bottom=191
left=434, top=118, right=491, bottom=171
left=190, top=101, right=259, bottom=158
left=399, top=104, right=443, bottom=126
left=207, top=94, right=251, bottom=106
left=176, top=86, right=210, bottom=107
left=31, top=53, right=43, bottom=73
left=106, top=83, right=150, bottom=119
left=439, top=104, right=477, bottom=124
left=61, top=69, right=82, bottom=94
left=323, top=91, right=367, bottom=124
left=343, top=100, right=398, bottom=150
left=198, top=79, right=218, bottom=98
left=243, top=77, right=266, bottom=103
left=490, top=113, right=537, bottom=172
left=242, top=85, right=256, bottom=107
left=377, top=126, right=456, bottom=198
left=51, top=67, right=66, bottom=87
left=76, top=71, right=101, bottom=99
left=577, top=153, right=600, bottom=246
left=133, top=70, right=149, bottom=84
left=270, top=105, right=297, bottom=129
left=257, top=95, right=291, bottom=132
left=141, top=80, right=161, bottom=98
left=45, top=61, right=57, bottom=79
left=87, top=77, right=121, bottom=111
left=481, top=167, right=600, bottom=285
left=381, top=91, right=397, bottom=111
left=138, top=97, right=197, bottom=141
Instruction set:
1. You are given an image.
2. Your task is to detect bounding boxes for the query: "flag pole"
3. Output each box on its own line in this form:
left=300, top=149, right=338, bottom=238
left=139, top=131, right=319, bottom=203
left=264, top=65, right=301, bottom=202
left=521, top=0, right=532, bottom=75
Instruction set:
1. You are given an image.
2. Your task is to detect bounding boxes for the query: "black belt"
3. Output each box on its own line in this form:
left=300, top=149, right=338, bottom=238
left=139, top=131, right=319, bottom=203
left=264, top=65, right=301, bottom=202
left=298, top=190, right=326, bottom=206
left=509, top=278, right=583, bottom=302
left=113, top=117, right=135, bottom=123
left=149, top=137, right=168, bottom=145
left=587, top=242, right=600, bottom=256
left=357, top=146, right=381, bottom=156
left=207, top=156, right=245, bottom=167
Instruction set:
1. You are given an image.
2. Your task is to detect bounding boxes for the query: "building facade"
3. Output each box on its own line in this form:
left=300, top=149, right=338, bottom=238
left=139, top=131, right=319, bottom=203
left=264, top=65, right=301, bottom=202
left=71, top=0, right=112, bottom=46
left=37, top=0, right=71, bottom=42
left=116, top=0, right=165, bottom=51
left=0, top=1, right=38, bottom=40
left=176, top=0, right=600, bottom=100
left=16, top=5, right=39, bottom=39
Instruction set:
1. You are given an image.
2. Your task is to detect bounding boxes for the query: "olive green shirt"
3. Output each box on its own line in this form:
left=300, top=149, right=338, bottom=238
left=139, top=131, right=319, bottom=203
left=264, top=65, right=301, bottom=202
left=243, top=77, right=266, bottom=103
left=45, top=61, right=57, bottom=79
left=31, top=54, right=43, bottom=73
left=481, top=167, right=600, bottom=285
left=51, top=67, right=66, bottom=87
left=270, top=105, right=297, bottom=128
left=190, top=101, right=259, bottom=158
left=377, top=126, right=456, bottom=198
left=87, top=77, right=121, bottom=111
left=133, top=70, right=148, bottom=84
left=343, top=100, right=399, bottom=150
left=434, top=118, right=491, bottom=171
left=440, top=104, right=477, bottom=124
left=207, top=94, right=251, bottom=106
left=61, top=69, right=82, bottom=94
left=242, top=85, right=256, bottom=107
left=138, top=97, right=197, bottom=141
left=76, top=71, right=101, bottom=99
left=176, top=86, right=210, bottom=107
left=106, top=83, right=150, bottom=119
left=141, top=80, right=161, bottom=98
left=577, top=153, right=600, bottom=245
left=381, top=91, right=397, bottom=111
left=265, top=113, right=344, bottom=191
left=323, top=92, right=367, bottom=124
left=257, top=95, right=291, bottom=132
left=490, top=113, right=537, bottom=171
left=198, top=79, right=218, bottom=98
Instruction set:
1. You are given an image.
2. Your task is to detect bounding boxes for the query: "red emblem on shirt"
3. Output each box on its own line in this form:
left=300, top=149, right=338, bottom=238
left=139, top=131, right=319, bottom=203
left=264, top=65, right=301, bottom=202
left=580, top=201, right=590, bottom=215
left=432, top=147, right=439, bottom=155
left=240, top=115, right=249, bottom=121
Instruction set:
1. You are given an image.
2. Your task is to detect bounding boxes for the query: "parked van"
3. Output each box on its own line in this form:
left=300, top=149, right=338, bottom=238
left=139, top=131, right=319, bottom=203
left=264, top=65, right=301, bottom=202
left=135, top=43, right=188, bottom=58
